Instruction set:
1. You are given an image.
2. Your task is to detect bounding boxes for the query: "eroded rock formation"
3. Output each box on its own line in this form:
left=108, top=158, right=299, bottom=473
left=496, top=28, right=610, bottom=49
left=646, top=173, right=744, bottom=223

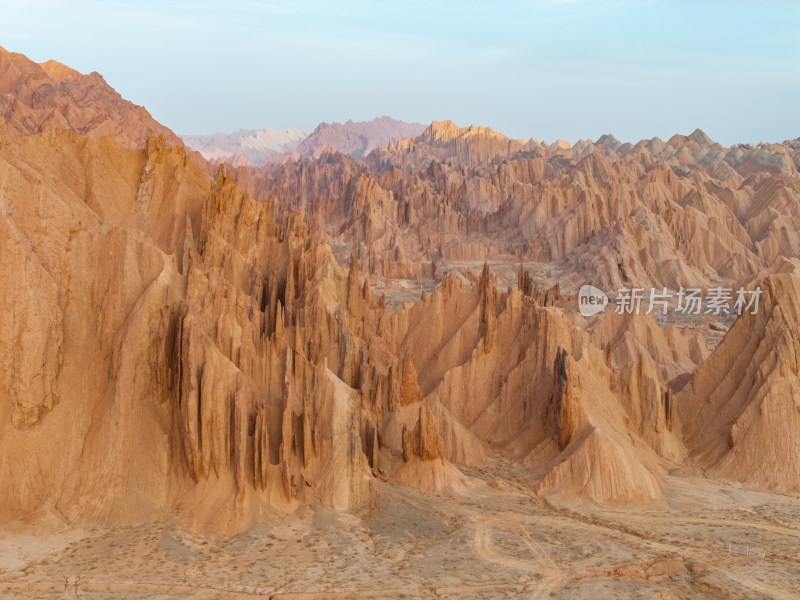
left=2, top=50, right=800, bottom=535
left=0, top=45, right=184, bottom=149
left=228, top=120, right=800, bottom=295
left=679, top=273, right=800, bottom=492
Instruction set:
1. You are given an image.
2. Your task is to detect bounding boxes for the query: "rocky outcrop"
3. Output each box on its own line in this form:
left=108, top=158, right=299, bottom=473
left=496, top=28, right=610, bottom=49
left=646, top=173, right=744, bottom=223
left=227, top=119, right=800, bottom=297
left=679, top=273, right=800, bottom=493
left=0, top=122, right=481, bottom=528
left=3, top=48, right=800, bottom=533
left=374, top=120, right=527, bottom=169
left=383, top=270, right=677, bottom=504
left=0, top=122, right=681, bottom=521
left=290, top=116, right=425, bottom=160
left=0, top=45, right=184, bottom=149
left=588, top=310, right=708, bottom=384
left=173, top=172, right=383, bottom=522
left=0, top=124, right=207, bottom=525
left=401, top=406, right=445, bottom=462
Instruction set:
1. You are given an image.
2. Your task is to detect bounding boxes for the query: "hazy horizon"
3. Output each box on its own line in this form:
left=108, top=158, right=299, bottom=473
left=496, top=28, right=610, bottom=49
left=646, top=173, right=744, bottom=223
left=1, top=0, right=798, bottom=146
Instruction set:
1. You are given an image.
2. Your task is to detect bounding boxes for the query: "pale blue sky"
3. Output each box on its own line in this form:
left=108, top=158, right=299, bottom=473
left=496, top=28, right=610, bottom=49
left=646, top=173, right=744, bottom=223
left=1, top=0, right=797, bottom=144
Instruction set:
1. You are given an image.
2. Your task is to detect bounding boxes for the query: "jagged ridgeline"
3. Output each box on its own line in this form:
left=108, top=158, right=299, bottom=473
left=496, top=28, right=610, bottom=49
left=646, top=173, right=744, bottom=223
left=0, top=127, right=672, bottom=531
left=3, top=46, right=800, bottom=536
left=231, top=120, right=800, bottom=293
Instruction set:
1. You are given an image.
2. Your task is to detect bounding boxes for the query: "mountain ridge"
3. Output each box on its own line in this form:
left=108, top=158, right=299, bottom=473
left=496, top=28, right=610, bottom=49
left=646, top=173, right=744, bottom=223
left=289, top=115, right=426, bottom=160
left=181, top=126, right=308, bottom=165
left=0, top=45, right=184, bottom=149
left=2, top=48, right=800, bottom=539
left=181, top=116, right=426, bottom=165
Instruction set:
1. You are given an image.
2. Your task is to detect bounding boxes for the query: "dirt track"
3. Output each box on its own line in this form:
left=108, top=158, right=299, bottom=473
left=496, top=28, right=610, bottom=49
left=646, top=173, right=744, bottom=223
left=2, top=453, right=799, bottom=599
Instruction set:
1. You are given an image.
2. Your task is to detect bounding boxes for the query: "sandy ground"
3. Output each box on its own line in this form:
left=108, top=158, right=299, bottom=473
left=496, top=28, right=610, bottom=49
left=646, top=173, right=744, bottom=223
left=1, top=452, right=799, bottom=599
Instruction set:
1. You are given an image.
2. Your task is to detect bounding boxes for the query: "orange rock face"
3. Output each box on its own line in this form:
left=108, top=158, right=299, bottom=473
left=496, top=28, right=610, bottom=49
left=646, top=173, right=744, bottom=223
left=229, top=121, right=800, bottom=296
left=679, top=272, right=800, bottom=492
left=2, top=50, right=800, bottom=535
left=0, top=46, right=183, bottom=149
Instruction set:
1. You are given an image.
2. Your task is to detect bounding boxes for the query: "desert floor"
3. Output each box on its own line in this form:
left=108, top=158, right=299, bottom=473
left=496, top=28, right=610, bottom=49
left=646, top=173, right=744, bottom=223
left=1, top=453, right=799, bottom=599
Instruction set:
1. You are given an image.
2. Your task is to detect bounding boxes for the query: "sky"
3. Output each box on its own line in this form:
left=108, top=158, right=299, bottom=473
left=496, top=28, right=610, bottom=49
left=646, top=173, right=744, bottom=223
left=1, top=0, right=798, bottom=145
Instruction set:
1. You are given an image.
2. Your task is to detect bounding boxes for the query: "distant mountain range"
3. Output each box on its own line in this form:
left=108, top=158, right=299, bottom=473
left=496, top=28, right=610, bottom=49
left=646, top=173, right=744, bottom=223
left=181, top=116, right=425, bottom=165
left=291, top=116, right=426, bottom=160
left=181, top=127, right=308, bottom=166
